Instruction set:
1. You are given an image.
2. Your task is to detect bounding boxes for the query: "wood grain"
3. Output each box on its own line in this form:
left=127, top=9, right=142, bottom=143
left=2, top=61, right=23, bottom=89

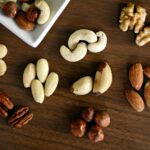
left=0, top=0, right=150, bottom=149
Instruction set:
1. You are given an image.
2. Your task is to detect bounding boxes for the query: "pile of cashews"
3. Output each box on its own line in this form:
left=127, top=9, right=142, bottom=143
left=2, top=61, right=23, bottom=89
left=60, top=29, right=108, bottom=62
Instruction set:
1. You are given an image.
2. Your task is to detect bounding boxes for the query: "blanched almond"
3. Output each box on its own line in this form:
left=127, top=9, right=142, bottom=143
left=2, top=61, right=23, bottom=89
left=144, top=81, right=150, bottom=108
left=0, top=59, right=7, bottom=76
left=0, top=44, right=7, bottom=59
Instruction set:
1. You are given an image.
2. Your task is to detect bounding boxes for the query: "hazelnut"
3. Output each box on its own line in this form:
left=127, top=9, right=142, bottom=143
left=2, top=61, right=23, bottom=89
left=94, top=111, right=111, bottom=128
left=26, top=7, right=39, bottom=22
left=88, top=125, right=104, bottom=143
left=81, top=107, right=95, bottom=122
left=70, top=119, right=86, bottom=137
left=3, top=2, right=18, bottom=18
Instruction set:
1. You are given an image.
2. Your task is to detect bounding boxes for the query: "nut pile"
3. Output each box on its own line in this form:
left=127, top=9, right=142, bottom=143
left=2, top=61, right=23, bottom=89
left=70, top=107, right=111, bottom=143
left=23, top=58, right=59, bottom=104
left=119, top=2, right=150, bottom=46
left=1, top=0, right=50, bottom=31
left=0, top=92, right=33, bottom=128
left=71, top=62, right=113, bottom=96
left=0, top=44, right=8, bottom=76
left=125, top=63, right=150, bottom=112
left=60, top=29, right=107, bottom=62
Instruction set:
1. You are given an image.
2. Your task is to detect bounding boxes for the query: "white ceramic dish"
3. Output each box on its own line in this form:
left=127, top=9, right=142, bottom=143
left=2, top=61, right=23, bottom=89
left=0, top=0, right=70, bottom=48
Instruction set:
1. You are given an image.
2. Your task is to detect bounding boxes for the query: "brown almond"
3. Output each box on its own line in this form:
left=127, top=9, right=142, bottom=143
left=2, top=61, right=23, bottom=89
left=144, top=66, right=150, bottom=78
left=129, top=63, right=143, bottom=91
left=144, top=81, right=150, bottom=107
left=125, top=90, right=145, bottom=112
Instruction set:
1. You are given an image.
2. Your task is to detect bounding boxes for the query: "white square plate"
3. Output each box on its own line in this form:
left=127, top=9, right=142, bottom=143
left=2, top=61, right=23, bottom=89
left=0, top=0, right=70, bottom=48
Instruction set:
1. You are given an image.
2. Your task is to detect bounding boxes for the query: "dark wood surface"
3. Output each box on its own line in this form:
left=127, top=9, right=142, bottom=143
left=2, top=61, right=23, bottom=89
left=0, top=0, right=150, bottom=149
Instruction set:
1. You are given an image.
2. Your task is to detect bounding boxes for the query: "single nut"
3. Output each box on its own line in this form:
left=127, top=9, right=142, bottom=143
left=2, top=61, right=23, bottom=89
left=71, top=76, right=93, bottom=96
left=15, top=11, right=35, bottom=31
left=129, top=63, right=143, bottom=91
left=81, top=107, right=95, bottom=122
left=144, top=66, right=150, bottom=78
left=36, top=58, right=49, bottom=83
left=0, top=92, right=14, bottom=118
left=94, top=111, right=111, bottom=128
left=125, top=89, right=145, bottom=112
left=144, top=81, right=150, bottom=108
left=2, top=1, right=18, bottom=18
left=44, top=72, right=59, bottom=97
left=88, top=31, right=107, bottom=53
left=93, top=62, right=113, bottom=95
left=21, top=3, right=32, bottom=12
left=31, top=79, right=45, bottom=104
left=23, top=63, right=36, bottom=88
left=34, top=0, right=50, bottom=25
left=26, top=7, right=39, bottom=22
left=60, top=43, right=88, bottom=62
left=0, top=44, right=7, bottom=59
left=68, top=29, right=97, bottom=50
left=8, top=106, right=33, bottom=128
left=88, top=125, right=104, bottom=143
left=0, top=59, right=7, bottom=76
left=70, top=119, right=86, bottom=137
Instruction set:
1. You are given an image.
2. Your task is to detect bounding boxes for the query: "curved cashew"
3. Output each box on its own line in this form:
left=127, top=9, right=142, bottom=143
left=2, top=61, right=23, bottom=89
left=68, top=29, right=97, bottom=50
left=34, top=0, right=50, bottom=25
left=88, top=31, right=107, bottom=53
left=60, top=43, right=87, bottom=62
left=22, top=3, right=32, bottom=12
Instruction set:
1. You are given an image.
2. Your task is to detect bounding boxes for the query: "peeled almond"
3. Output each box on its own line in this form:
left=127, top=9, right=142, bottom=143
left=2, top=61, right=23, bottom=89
left=71, top=76, right=93, bottom=96
left=0, top=59, right=7, bottom=76
left=45, top=72, right=59, bottom=97
left=144, top=81, right=150, bottom=108
left=36, top=58, right=49, bottom=83
left=0, top=44, right=7, bottom=59
left=31, top=79, right=44, bottom=104
left=23, top=63, right=36, bottom=88
left=93, top=62, right=112, bottom=95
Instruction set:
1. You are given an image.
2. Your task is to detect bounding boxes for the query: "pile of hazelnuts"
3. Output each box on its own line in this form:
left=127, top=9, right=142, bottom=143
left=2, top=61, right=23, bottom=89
left=70, top=107, right=111, bottom=143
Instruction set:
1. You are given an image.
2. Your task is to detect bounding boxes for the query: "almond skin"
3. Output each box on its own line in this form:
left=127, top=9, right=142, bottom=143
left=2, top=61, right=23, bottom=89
left=144, top=66, right=150, bottom=78
left=129, top=63, right=143, bottom=91
left=125, top=90, right=145, bottom=112
left=144, top=81, right=150, bottom=108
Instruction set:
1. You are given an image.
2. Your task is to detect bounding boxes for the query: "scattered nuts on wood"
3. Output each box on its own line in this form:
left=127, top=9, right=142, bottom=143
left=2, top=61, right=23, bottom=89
left=71, top=76, right=93, bottom=96
left=129, top=63, right=143, bottom=91
left=94, top=111, right=111, bottom=128
left=144, top=81, right=150, bottom=108
left=0, top=44, right=7, bottom=59
left=93, top=62, right=113, bottom=95
left=23, top=63, right=36, bottom=88
left=125, top=90, right=145, bottom=112
left=8, top=106, right=33, bottom=128
left=88, top=31, right=107, bottom=53
left=70, top=119, right=87, bottom=138
left=36, top=58, right=49, bottom=83
left=88, top=125, right=104, bottom=143
left=44, top=72, right=59, bottom=97
left=0, top=59, right=7, bottom=76
left=81, top=107, right=95, bottom=122
left=144, top=66, right=150, bottom=78
left=31, top=79, right=45, bottom=104
left=0, top=92, right=14, bottom=118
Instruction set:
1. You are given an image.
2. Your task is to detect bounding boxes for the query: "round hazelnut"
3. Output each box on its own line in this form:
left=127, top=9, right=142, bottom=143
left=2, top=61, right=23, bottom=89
left=81, top=107, right=95, bottom=122
left=88, top=125, right=104, bottom=143
left=70, top=119, right=86, bottom=137
left=26, top=7, right=39, bottom=22
left=3, top=2, right=18, bottom=18
left=94, top=111, right=111, bottom=128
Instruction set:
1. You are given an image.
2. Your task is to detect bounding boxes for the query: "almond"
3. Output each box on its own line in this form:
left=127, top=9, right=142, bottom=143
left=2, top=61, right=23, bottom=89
left=0, top=44, right=7, bottom=59
left=144, top=81, right=150, bottom=108
left=129, top=63, right=143, bottom=91
left=144, top=66, right=150, bottom=78
left=125, top=90, right=145, bottom=112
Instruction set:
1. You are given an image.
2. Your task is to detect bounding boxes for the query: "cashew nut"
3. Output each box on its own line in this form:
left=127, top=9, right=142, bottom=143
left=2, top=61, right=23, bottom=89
left=60, top=43, right=87, bottom=62
left=93, top=62, right=112, bottom=95
left=34, top=0, right=50, bottom=25
left=68, top=29, right=97, bottom=50
left=71, top=76, right=93, bottom=96
left=0, top=44, right=7, bottom=59
left=88, top=31, right=107, bottom=53
left=22, top=3, right=32, bottom=12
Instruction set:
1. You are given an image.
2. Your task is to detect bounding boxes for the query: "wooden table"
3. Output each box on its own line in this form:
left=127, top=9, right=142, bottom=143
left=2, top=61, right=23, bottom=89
left=0, top=0, right=150, bottom=149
